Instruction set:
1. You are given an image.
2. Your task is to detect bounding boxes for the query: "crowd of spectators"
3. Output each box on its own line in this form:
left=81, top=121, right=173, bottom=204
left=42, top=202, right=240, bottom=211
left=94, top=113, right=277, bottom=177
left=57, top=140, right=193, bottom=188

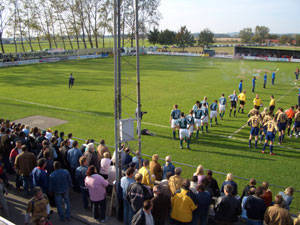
left=0, top=118, right=298, bottom=225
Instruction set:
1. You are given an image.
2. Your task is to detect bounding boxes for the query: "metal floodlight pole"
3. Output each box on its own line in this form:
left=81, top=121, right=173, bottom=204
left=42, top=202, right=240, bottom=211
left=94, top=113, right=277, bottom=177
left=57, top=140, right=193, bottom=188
left=135, top=0, right=142, bottom=168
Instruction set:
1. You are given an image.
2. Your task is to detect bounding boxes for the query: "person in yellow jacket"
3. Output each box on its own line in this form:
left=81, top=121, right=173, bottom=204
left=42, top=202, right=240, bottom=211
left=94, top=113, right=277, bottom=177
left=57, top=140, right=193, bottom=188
left=171, top=179, right=197, bottom=224
left=269, top=95, right=276, bottom=113
left=238, top=90, right=246, bottom=114
left=138, top=159, right=154, bottom=188
left=253, top=94, right=262, bottom=110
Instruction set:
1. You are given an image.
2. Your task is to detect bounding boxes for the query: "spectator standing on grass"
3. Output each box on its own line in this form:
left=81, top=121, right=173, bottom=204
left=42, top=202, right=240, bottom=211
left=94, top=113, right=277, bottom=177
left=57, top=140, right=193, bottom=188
left=85, top=165, right=108, bottom=222
left=206, top=170, right=220, bottom=198
left=162, top=155, right=175, bottom=179
left=221, top=173, right=238, bottom=197
left=25, top=187, right=50, bottom=225
left=151, top=185, right=171, bottom=225
left=215, top=184, right=242, bottom=225
left=171, top=179, right=197, bottom=225
left=75, top=156, right=89, bottom=209
left=264, top=195, right=293, bottom=225
left=49, top=161, right=72, bottom=222
left=15, top=145, right=36, bottom=195
left=241, top=178, right=256, bottom=201
left=168, top=167, right=184, bottom=195
left=150, top=154, right=163, bottom=181
left=244, top=186, right=266, bottom=225
left=278, top=187, right=294, bottom=210
left=121, top=167, right=135, bottom=225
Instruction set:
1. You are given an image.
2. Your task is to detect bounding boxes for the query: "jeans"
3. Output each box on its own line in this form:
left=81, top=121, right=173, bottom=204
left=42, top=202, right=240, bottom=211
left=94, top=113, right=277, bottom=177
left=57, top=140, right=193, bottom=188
left=80, top=187, right=89, bottom=209
left=55, top=191, right=71, bottom=220
left=21, top=175, right=32, bottom=194
left=91, top=199, right=106, bottom=220
left=247, top=219, right=263, bottom=225
left=123, top=199, right=133, bottom=225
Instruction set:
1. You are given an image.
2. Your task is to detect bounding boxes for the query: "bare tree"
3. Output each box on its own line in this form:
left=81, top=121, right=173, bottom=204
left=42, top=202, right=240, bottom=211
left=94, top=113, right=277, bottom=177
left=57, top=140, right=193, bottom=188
left=0, top=0, right=12, bottom=53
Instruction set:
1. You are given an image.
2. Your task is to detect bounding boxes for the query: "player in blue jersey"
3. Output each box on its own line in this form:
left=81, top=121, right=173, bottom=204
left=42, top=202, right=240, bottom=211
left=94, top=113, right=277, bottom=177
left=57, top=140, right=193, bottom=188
left=194, top=103, right=203, bottom=139
left=263, top=72, right=267, bottom=88
left=170, top=104, right=181, bottom=139
left=186, top=110, right=195, bottom=138
left=219, top=93, right=227, bottom=120
left=228, top=91, right=238, bottom=117
left=201, top=104, right=209, bottom=133
left=238, top=80, right=243, bottom=93
left=210, top=100, right=218, bottom=127
left=252, top=76, right=256, bottom=93
left=176, top=112, right=190, bottom=149
left=272, top=72, right=275, bottom=85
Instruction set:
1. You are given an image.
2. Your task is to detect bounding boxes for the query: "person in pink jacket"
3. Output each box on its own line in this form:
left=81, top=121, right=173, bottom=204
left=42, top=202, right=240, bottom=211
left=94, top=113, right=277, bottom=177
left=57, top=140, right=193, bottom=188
left=85, top=165, right=108, bottom=222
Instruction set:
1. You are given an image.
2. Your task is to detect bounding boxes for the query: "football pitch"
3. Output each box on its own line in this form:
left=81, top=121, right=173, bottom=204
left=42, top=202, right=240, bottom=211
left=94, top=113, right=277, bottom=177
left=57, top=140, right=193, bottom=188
left=0, top=55, right=299, bottom=212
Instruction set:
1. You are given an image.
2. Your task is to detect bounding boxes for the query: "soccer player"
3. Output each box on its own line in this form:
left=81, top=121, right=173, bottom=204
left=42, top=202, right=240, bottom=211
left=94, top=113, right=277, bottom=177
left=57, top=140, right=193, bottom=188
left=210, top=100, right=218, bottom=126
left=253, top=94, right=262, bottom=110
left=285, top=106, right=295, bottom=137
left=260, top=111, right=273, bottom=143
left=269, top=95, right=276, bottom=114
left=277, top=108, right=288, bottom=145
left=290, top=106, right=300, bottom=138
left=219, top=94, right=227, bottom=120
left=259, top=107, right=268, bottom=142
left=248, top=111, right=261, bottom=149
left=186, top=110, right=195, bottom=138
left=194, top=104, right=203, bottom=139
left=248, top=107, right=259, bottom=118
left=201, top=104, right=209, bottom=133
left=263, top=72, right=267, bottom=88
left=238, top=91, right=246, bottom=113
left=69, top=73, right=74, bottom=88
left=177, top=112, right=190, bottom=149
left=193, top=101, right=200, bottom=112
left=252, top=76, right=256, bottom=93
left=262, top=117, right=277, bottom=155
left=238, top=80, right=243, bottom=93
left=272, top=71, right=275, bottom=85
left=228, top=91, right=238, bottom=117
left=170, top=104, right=181, bottom=139
left=201, top=96, right=209, bottom=108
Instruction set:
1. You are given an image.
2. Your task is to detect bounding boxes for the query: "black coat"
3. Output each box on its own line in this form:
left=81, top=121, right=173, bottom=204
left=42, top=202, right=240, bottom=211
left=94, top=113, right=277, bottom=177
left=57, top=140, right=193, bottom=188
left=215, top=195, right=242, bottom=222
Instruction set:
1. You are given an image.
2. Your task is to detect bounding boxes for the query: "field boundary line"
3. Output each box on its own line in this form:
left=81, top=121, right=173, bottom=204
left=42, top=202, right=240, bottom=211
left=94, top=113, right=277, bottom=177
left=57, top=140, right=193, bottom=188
left=228, top=86, right=298, bottom=138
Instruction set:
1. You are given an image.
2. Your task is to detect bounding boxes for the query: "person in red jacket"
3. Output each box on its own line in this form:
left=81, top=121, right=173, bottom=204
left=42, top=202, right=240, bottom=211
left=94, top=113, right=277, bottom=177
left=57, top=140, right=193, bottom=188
left=9, top=140, right=23, bottom=190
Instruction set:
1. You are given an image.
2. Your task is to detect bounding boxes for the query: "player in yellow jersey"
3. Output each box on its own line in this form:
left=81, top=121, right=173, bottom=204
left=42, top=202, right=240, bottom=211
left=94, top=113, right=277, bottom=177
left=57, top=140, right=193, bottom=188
left=247, top=111, right=261, bottom=149
left=238, top=91, right=246, bottom=114
left=262, top=118, right=278, bottom=155
left=260, top=111, right=273, bottom=143
left=290, top=106, right=300, bottom=138
left=253, top=94, right=262, bottom=110
left=248, top=108, right=259, bottom=118
left=269, top=95, right=276, bottom=114
left=277, top=108, right=288, bottom=144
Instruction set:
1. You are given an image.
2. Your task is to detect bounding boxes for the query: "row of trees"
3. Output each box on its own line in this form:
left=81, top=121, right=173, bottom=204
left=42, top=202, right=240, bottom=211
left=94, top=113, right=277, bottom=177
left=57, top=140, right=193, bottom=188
left=0, top=0, right=160, bottom=53
left=239, top=26, right=300, bottom=45
left=148, top=26, right=214, bottom=51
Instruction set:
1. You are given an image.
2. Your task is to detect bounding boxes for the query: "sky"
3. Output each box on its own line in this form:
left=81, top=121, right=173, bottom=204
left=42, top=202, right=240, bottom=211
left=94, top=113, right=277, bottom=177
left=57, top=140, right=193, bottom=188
left=158, top=0, right=300, bottom=34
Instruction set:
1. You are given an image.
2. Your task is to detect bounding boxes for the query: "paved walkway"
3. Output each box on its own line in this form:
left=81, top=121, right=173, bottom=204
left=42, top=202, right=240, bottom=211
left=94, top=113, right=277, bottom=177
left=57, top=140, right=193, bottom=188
left=0, top=176, right=123, bottom=225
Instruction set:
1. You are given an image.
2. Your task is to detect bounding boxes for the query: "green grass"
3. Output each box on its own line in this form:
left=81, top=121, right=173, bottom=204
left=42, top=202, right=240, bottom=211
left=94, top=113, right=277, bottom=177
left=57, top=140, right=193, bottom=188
left=0, top=55, right=299, bottom=213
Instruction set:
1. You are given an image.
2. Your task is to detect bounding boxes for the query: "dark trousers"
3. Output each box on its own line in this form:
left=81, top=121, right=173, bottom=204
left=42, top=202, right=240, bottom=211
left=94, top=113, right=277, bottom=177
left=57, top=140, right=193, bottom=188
left=91, top=199, right=106, bottom=220
left=81, top=187, right=89, bottom=209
